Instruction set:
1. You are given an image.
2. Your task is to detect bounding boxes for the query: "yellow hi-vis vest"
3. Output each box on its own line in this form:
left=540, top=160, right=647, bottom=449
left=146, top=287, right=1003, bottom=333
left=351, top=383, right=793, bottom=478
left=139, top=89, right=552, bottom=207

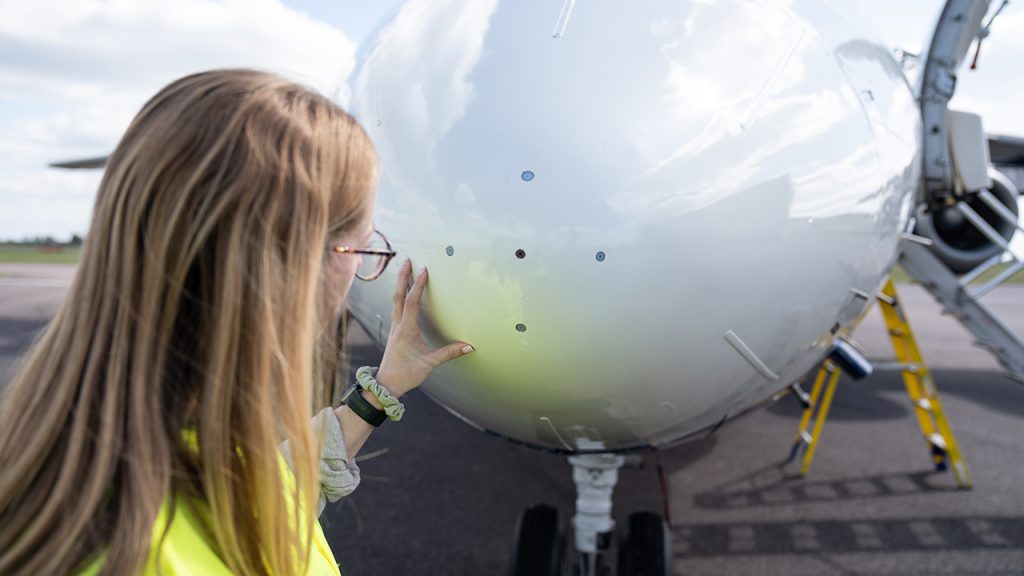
left=78, top=493, right=341, bottom=575
left=79, top=425, right=346, bottom=575
left=80, top=429, right=342, bottom=576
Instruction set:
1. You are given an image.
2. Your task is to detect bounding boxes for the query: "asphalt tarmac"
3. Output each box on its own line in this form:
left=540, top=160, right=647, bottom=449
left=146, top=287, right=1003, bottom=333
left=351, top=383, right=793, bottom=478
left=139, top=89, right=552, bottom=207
left=2, top=263, right=1023, bottom=575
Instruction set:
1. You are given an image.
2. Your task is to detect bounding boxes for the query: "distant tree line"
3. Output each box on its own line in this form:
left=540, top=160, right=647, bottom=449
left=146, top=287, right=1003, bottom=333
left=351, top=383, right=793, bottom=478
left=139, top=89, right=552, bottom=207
left=1, top=234, right=84, bottom=247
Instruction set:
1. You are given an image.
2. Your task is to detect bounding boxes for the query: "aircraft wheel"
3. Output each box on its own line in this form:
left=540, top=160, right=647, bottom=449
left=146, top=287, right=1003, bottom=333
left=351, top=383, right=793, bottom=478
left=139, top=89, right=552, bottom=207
left=617, top=512, right=671, bottom=576
left=509, top=504, right=566, bottom=576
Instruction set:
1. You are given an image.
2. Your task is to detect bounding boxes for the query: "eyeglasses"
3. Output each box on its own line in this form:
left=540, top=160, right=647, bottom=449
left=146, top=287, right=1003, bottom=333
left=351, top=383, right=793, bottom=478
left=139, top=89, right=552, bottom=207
left=330, top=229, right=397, bottom=281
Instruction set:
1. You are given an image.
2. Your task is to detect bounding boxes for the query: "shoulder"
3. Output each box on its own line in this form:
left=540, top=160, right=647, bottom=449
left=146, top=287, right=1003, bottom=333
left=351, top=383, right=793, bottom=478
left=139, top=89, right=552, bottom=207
left=72, top=497, right=230, bottom=576
left=146, top=494, right=342, bottom=576
left=144, top=496, right=235, bottom=575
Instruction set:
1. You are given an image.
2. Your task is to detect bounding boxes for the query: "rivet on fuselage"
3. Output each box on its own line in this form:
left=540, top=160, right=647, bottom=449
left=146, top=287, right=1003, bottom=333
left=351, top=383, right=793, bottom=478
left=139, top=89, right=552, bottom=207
left=595, top=251, right=606, bottom=262
left=515, top=249, right=526, bottom=259
left=521, top=170, right=535, bottom=182
left=515, top=323, right=527, bottom=333
left=446, top=246, right=455, bottom=257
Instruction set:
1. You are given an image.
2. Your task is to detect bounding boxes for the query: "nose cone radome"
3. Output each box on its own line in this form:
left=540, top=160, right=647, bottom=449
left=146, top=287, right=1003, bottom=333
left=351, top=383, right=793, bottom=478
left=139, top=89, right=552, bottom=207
left=347, top=0, right=918, bottom=451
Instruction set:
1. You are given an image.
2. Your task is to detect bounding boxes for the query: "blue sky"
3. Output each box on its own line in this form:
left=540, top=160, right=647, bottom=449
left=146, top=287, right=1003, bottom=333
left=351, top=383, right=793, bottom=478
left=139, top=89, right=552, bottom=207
left=0, top=0, right=1021, bottom=240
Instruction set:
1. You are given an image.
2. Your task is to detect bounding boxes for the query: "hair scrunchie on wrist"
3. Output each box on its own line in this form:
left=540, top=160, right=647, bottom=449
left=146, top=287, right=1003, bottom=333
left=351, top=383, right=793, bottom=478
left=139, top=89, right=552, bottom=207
left=356, top=366, right=405, bottom=422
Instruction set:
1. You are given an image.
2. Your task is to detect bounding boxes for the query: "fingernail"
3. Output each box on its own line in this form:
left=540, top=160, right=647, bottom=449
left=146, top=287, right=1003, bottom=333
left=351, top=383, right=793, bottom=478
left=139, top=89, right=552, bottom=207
left=461, top=345, right=475, bottom=354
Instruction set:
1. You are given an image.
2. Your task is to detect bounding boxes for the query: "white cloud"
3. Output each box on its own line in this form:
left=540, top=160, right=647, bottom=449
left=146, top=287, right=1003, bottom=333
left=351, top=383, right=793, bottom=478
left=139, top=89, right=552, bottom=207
left=0, top=0, right=357, bottom=240
left=2, top=0, right=1023, bottom=240
left=0, top=0, right=355, bottom=96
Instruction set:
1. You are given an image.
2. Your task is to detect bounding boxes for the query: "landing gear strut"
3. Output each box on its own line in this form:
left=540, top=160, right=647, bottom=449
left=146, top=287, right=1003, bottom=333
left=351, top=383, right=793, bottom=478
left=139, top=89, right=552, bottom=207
left=509, top=452, right=672, bottom=576
left=569, top=453, right=623, bottom=576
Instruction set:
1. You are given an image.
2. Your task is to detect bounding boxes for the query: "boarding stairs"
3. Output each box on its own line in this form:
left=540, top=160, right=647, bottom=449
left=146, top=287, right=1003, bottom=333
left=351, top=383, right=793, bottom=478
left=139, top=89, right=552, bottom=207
left=900, top=224, right=1024, bottom=383
left=910, top=0, right=1024, bottom=381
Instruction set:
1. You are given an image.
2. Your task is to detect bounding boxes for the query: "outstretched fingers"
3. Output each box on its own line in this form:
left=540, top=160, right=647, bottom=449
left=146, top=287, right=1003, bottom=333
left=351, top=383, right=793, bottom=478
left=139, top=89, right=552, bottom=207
left=391, top=259, right=412, bottom=327
left=402, top=267, right=429, bottom=322
left=426, top=342, right=476, bottom=368
left=378, top=259, right=476, bottom=391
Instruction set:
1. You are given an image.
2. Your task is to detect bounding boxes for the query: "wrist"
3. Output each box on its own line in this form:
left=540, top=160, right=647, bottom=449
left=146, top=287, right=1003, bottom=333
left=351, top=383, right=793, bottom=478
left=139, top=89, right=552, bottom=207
left=374, top=369, right=403, bottom=398
left=354, top=366, right=406, bottom=422
left=360, top=388, right=384, bottom=410
left=340, top=383, right=387, bottom=427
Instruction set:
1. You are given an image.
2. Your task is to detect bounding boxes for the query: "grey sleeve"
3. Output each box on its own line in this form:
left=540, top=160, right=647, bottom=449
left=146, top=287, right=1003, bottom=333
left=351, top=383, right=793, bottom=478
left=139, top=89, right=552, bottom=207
left=280, top=407, right=362, bottom=517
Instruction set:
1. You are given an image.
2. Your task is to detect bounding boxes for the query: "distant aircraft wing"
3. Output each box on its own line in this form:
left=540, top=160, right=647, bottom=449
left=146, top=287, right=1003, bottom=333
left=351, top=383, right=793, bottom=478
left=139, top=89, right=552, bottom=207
left=49, top=155, right=109, bottom=169
left=989, top=134, right=1024, bottom=166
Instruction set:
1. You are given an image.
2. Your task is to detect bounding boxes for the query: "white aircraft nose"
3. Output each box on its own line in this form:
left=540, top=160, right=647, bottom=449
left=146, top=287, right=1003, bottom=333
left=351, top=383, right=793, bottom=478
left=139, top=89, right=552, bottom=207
left=348, top=0, right=919, bottom=452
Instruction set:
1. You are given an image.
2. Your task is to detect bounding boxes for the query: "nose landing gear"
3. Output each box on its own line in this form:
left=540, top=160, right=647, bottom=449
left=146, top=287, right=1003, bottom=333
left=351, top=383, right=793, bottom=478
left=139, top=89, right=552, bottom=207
left=509, top=453, right=671, bottom=576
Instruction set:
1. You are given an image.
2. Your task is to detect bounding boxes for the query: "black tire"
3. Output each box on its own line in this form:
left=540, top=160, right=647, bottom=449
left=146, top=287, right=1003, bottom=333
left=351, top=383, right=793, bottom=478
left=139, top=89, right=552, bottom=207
left=617, top=512, right=671, bottom=576
left=509, top=504, right=566, bottom=576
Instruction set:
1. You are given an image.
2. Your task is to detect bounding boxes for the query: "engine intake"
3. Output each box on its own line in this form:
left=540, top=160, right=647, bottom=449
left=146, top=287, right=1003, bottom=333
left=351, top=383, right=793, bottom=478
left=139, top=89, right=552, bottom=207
left=914, top=169, right=1020, bottom=274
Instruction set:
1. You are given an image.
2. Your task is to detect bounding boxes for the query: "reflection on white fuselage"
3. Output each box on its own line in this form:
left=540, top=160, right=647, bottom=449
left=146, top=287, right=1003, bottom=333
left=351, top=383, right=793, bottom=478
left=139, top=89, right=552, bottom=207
left=348, top=0, right=920, bottom=452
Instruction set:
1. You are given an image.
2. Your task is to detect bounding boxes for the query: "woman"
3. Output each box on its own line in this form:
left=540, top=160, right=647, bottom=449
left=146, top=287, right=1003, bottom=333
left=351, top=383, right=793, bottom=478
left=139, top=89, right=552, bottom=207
left=0, top=69, right=473, bottom=575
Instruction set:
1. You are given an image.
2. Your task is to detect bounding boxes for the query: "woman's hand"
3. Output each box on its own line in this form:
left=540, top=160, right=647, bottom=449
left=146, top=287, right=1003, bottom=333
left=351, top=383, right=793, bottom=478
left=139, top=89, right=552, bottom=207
left=375, top=259, right=474, bottom=397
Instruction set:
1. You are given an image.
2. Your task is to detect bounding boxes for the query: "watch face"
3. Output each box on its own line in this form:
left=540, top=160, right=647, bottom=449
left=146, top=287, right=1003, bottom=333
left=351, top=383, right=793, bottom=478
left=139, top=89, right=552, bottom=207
left=345, top=385, right=387, bottom=427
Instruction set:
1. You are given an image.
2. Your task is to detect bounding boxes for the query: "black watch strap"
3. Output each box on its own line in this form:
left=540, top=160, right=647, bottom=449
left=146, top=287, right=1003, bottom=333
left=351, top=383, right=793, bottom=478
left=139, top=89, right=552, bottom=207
left=344, top=384, right=387, bottom=427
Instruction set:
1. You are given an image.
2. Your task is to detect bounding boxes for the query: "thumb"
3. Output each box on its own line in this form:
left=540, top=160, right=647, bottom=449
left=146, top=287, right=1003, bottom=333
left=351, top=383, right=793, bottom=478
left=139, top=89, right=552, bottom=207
left=427, top=342, right=475, bottom=368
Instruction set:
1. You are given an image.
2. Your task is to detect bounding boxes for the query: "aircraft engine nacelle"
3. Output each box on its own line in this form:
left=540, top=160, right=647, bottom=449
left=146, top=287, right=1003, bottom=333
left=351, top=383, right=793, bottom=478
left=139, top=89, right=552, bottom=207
left=913, top=169, right=1020, bottom=274
left=347, top=0, right=920, bottom=453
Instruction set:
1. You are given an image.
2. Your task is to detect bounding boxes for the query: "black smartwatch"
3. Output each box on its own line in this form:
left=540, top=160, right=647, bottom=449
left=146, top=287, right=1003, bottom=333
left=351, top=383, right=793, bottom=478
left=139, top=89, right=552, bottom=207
left=342, top=383, right=387, bottom=427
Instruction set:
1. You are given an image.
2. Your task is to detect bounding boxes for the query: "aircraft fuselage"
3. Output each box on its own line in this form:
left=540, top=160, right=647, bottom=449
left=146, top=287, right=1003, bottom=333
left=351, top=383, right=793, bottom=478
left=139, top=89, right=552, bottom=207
left=349, top=0, right=920, bottom=452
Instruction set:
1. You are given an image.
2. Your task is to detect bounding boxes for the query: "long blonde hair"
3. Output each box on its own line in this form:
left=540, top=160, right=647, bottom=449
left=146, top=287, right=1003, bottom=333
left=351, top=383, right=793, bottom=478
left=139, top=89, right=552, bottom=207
left=0, top=69, right=377, bottom=575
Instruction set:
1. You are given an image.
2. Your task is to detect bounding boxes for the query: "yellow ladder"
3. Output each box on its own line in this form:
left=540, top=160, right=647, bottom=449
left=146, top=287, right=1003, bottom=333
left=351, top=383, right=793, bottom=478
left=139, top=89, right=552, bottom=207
left=787, top=278, right=972, bottom=488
